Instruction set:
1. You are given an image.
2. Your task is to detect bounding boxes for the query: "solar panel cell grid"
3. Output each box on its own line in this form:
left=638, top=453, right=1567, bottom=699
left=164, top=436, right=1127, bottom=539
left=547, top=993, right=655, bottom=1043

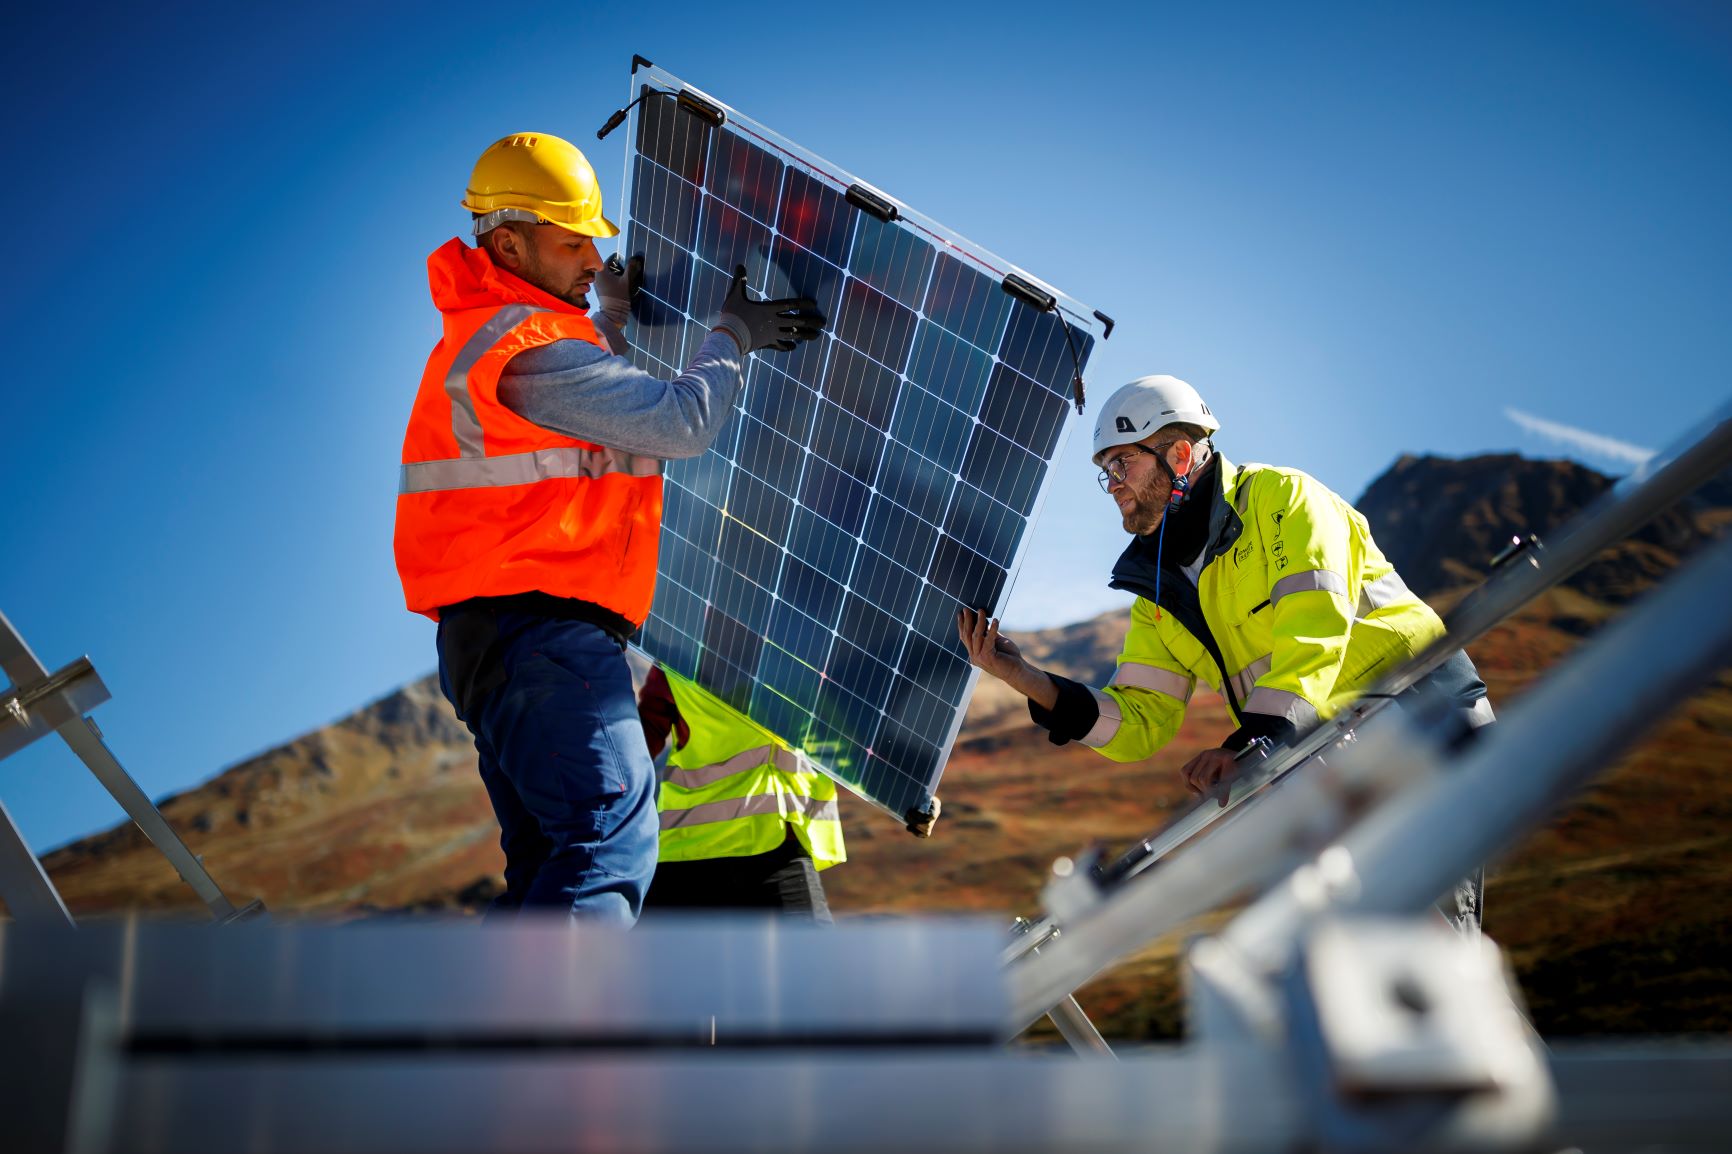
left=620, top=71, right=1104, bottom=818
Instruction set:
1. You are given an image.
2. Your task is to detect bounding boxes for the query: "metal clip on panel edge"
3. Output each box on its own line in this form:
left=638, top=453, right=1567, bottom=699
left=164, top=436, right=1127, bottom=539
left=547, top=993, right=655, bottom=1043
left=677, top=90, right=726, bottom=128
left=845, top=183, right=900, bottom=223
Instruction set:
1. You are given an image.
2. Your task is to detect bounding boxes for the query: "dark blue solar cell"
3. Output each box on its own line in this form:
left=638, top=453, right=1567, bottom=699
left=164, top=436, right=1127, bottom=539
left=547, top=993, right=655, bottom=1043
left=651, top=575, right=709, bottom=640
left=661, top=489, right=723, bottom=556
left=889, top=382, right=975, bottom=473
left=665, top=437, right=734, bottom=506
left=716, top=515, right=781, bottom=593
left=885, top=676, right=954, bottom=746
left=710, top=567, right=772, bottom=637
left=786, top=505, right=857, bottom=575
left=763, top=235, right=845, bottom=387
left=631, top=225, right=694, bottom=314
left=902, top=633, right=973, bottom=706
left=980, top=363, right=1068, bottom=458
left=799, top=456, right=870, bottom=536
left=944, top=482, right=1025, bottom=568
left=735, top=416, right=804, bottom=490
left=778, top=168, right=853, bottom=267
left=821, top=342, right=899, bottom=431
left=767, top=598, right=832, bottom=671
left=837, top=592, right=903, bottom=666
left=850, top=214, right=934, bottom=311
left=809, top=399, right=885, bottom=486
left=960, top=424, right=1045, bottom=517
left=743, top=361, right=820, bottom=444
left=632, top=154, right=702, bottom=250
left=824, top=637, right=893, bottom=720
left=779, top=555, right=846, bottom=626
left=876, top=441, right=954, bottom=527
left=698, top=609, right=760, bottom=712
left=633, top=293, right=691, bottom=373
left=907, top=322, right=993, bottom=414
left=803, top=719, right=862, bottom=780
left=924, top=251, right=1011, bottom=351
left=859, top=493, right=940, bottom=571
left=907, top=583, right=965, bottom=655
left=688, top=259, right=735, bottom=329
left=927, top=534, right=1007, bottom=610
left=659, top=522, right=719, bottom=605
left=873, top=716, right=937, bottom=779
left=851, top=547, right=922, bottom=620
left=813, top=681, right=881, bottom=748
left=751, top=682, right=812, bottom=745
left=998, top=303, right=1094, bottom=393
left=834, top=278, right=917, bottom=372
left=726, top=468, right=795, bottom=543
left=640, top=614, right=699, bottom=681
left=697, top=199, right=774, bottom=283
left=637, top=91, right=712, bottom=185
left=706, top=130, right=784, bottom=227
left=758, top=643, right=822, bottom=711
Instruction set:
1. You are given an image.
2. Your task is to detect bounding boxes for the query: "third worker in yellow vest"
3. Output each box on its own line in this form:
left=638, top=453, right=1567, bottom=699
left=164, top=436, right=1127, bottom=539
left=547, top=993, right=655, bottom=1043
left=958, top=375, right=1493, bottom=932
left=637, top=665, right=845, bottom=921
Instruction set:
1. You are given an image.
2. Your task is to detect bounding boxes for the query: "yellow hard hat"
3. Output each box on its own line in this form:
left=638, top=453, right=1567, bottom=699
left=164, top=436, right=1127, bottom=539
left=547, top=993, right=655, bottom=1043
left=461, top=132, right=619, bottom=239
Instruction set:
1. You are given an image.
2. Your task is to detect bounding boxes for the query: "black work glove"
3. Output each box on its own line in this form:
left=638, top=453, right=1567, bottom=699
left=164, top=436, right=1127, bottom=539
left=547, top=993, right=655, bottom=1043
left=594, top=253, right=643, bottom=329
left=714, top=264, right=825, bottom=353
left=904, top=797, right=942, bottom=838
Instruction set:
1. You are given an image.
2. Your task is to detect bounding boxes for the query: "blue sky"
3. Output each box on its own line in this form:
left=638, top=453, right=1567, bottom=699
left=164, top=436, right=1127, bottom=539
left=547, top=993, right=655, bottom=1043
left=2, top=0, right=1728, bottom=851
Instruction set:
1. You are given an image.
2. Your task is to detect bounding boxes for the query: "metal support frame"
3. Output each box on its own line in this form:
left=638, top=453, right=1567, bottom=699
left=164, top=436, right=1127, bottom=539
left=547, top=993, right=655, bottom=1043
left=0, top=611, right=249, bottom=924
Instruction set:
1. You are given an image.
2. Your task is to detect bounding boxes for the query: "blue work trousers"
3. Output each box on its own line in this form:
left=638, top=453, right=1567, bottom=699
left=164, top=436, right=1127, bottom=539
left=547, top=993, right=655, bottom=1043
left=437, top=607, right=657, bottom=924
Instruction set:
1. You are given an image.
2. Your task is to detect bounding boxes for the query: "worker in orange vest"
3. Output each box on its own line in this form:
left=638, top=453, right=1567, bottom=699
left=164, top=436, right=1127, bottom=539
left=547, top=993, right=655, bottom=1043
left=394, top=132, right=824, bottom=923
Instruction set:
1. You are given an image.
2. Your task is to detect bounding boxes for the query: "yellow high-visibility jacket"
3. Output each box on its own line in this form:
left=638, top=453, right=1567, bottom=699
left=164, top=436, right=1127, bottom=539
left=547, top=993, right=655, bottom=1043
left=658, top=669, right=847, bottom=869
left=1060, top=457, right=1447, bottom=760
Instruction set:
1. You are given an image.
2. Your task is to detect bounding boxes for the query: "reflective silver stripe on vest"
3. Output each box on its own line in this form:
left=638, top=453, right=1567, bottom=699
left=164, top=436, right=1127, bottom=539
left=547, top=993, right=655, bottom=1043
left=399, top=444, right=664, bottom=494
left=1110, top=661, right=1193, bottom=702
left=1228, top=654, right=1273, bottom=703
left=444, top=304, right=544, bottom=456
left=1270, top=569, right=1350, bottom=606
left=1081, top=687, right=1122, bottom=749
left=1357, top=571, right=1413, bottom=617
left=663, top=744, right=808, bottom=791
left=1243, top=685, right=1319, bottom=729
left=660, top=791, right=840, bottom=831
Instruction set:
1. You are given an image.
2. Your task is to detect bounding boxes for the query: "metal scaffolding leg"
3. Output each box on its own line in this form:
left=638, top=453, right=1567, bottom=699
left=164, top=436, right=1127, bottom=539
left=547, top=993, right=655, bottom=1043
left=0, top=610, right=250, bottom=924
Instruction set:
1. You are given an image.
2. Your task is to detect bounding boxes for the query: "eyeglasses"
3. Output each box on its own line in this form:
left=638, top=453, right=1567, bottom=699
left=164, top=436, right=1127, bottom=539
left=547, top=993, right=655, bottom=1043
left=1097, top=443, right=1172, bottom=493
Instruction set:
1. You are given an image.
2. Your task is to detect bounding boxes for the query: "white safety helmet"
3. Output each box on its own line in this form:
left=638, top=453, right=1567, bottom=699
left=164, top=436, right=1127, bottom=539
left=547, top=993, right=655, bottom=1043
left=1091, top=375, right=1221, bottom=465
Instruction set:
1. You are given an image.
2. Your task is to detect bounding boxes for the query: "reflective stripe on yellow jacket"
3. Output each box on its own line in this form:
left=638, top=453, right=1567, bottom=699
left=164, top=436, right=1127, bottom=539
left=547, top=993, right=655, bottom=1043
left=1087, top=457, right=1445, bottom=761
left=658, top=669, right=846, bottom=869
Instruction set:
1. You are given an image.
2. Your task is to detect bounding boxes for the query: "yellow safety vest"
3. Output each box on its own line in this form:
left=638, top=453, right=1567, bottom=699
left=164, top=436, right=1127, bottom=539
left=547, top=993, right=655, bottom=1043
left=1086, top=457, right=1449, bottom=759
left=657, top=669, right=847, bottom=869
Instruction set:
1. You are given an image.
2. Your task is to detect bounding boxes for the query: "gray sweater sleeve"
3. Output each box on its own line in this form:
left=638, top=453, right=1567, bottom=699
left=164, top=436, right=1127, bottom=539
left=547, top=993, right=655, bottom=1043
left=496, top=329, right=746, bottom=461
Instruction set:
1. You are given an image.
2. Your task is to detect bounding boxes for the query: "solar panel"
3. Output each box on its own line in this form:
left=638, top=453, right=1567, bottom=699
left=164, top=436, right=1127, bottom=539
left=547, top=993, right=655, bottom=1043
left=614, top=62, right=1111, bottom=821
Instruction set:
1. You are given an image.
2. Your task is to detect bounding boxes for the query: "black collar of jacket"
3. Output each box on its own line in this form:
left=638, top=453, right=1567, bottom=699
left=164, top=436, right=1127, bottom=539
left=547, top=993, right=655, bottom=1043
left=1106, top=456, right=1248, bottom=717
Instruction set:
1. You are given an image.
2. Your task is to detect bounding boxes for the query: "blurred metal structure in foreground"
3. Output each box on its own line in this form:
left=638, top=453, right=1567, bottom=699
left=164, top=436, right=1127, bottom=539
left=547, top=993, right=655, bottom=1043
left=0, top=612, right=257, bottom=925
left=4, top=522, right=1732, bottom=1149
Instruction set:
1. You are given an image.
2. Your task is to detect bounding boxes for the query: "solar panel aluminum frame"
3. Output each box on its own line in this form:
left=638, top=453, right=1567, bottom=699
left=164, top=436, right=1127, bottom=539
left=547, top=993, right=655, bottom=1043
left=614, top=63, right=1110, bottom=822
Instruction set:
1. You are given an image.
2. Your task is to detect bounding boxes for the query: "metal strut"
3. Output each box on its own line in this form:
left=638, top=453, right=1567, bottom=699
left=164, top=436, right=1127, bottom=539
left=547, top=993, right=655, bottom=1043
left=0, top=610, right=256, bottom=925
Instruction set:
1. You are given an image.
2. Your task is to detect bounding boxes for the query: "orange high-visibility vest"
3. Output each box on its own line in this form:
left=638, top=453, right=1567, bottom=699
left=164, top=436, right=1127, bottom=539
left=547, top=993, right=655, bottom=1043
left=394, top=240, right=663, bottom=623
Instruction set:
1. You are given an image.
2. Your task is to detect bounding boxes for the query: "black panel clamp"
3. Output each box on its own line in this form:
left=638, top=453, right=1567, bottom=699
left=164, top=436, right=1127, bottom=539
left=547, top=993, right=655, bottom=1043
left=845, top=183, right=900, bottom=223
left=999, top=273, right=1091, bottom=415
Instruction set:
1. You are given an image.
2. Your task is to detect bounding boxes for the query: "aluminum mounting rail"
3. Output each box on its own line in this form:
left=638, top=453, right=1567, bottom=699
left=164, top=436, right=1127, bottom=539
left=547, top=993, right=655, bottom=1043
left=0, top=611, right=255, bottom=924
